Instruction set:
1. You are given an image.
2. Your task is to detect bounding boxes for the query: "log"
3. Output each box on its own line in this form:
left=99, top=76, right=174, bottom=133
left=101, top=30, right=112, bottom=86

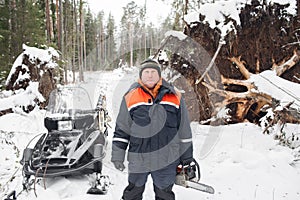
left=200, top=47, right=300, bottom=124
left=203, top=77, right=272, bottom=123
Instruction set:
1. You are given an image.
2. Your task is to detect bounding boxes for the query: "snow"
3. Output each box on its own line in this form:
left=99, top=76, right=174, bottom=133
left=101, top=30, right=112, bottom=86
left=6, top=44, right=59, bottom=86
left=165, top=31, right=187, bottom=41
left=0, top=81, right=45, bottom=111
left=1, top=68, right=299, bottom=200
left=1, top=44, right=59, bottom=113
left=0, top=1, right=300, bottom=199
left=184, top=0, right=297, bottom=40
left=249, top=70, right=300, bottom=108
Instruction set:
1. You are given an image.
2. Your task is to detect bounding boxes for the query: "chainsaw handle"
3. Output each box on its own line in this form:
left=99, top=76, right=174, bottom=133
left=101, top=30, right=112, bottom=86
left=193, top=159, right=201, bottom=182
left=180, top=157, right=194, bottom=166
left=179, top=158, right=201, bottom=182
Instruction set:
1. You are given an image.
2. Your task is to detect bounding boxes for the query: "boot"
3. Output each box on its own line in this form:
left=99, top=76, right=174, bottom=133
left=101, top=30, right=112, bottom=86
left=154, top=184, right=175, bottom=200
left=122, top=182, right=145, bottom=200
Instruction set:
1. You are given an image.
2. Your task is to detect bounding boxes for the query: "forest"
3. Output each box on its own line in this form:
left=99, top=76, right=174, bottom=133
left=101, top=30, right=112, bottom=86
left=0, top=0, right=179, bottom=88
left=0, top=0, right=299, bottom=127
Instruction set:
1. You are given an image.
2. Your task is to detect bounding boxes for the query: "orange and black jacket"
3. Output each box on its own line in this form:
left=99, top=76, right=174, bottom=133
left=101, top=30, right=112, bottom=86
left=111, top=78, right=193, bottom=172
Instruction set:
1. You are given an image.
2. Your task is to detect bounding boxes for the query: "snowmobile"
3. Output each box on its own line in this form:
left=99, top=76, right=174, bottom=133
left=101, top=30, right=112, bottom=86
left=12, top=86, right=111, bottom=198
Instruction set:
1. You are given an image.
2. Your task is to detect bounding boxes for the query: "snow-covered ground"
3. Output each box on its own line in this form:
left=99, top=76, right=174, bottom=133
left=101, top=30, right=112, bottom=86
left=1, top=0, right=299, bottom=199
left=0, top=68, right=299, bottom=200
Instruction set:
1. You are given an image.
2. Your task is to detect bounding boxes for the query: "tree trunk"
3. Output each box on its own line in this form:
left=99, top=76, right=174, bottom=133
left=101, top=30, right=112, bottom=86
left=78, top=0, right=84, bottom=82
left=45, top=0, right=53, bottom=43
left=72, top=0, right=77, bottom=83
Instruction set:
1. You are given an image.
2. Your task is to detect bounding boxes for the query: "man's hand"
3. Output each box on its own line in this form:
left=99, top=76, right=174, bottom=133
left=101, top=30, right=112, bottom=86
left=181, top=157, right=194, bottom=166
left=112, top=161, right=125, bottom=171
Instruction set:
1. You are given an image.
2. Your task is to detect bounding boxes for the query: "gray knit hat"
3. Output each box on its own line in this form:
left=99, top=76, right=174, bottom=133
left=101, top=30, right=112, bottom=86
left=139, top=59, right=161, bottom=78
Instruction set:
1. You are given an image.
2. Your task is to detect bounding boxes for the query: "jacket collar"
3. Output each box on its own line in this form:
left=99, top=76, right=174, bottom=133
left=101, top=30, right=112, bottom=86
left=161, top=79, right=176, bottom=94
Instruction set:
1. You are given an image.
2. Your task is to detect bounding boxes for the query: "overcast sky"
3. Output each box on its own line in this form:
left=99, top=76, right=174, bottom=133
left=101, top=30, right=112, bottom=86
left=85, top=0, right=171, bottom=25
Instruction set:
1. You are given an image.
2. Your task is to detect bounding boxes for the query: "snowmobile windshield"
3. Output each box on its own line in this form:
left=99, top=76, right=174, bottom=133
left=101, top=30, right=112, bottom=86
left=46, top=86, right=93, bottom=118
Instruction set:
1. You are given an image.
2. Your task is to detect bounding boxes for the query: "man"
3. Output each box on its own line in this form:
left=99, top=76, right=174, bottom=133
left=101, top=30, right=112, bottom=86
left=111, top=59, right=193, bottom=200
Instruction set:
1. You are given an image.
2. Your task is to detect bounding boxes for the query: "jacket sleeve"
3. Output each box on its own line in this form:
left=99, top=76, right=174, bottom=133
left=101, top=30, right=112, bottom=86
left=111, top=97, right=132, bottom=162
left=177, top=97, right=193, bottom=163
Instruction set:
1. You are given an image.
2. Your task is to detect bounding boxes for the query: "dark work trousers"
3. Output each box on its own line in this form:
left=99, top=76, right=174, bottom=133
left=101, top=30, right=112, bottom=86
left=122, top=163, right=177, bottom=200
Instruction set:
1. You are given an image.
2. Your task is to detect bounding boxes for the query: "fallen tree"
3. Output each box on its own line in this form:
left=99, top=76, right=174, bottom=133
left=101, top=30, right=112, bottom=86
left=158, top=1, right=300, bottom=126
left=204, top=49, right=300, bottom=124
left=0, top=44, right=61, bottom=116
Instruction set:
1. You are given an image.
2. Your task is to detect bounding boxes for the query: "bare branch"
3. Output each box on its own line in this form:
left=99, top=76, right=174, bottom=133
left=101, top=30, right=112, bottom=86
left=196, top=41, right=224, bottom=84
left=273, top=50, right=300, bottom=76
left=228, top=56, right=252, bottom=79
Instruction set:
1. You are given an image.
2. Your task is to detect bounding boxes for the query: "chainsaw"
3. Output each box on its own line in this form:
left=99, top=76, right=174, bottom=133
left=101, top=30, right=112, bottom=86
left=175, top=159, right=215, bottom=194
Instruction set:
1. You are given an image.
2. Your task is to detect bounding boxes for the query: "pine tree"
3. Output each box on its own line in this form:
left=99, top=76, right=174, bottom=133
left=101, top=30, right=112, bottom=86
left=84, top=8, right=97, bottom=71
left=0, top=0, right=10, bottom=89
left=120, top=1, right=139, bottom=67
left=0, top=0, right=47, bottom=89
left=105, top=13, right=117, bottom=69
left=98, top=11, right=105, bottom=69
left=22, top=0, right=46, bottom=47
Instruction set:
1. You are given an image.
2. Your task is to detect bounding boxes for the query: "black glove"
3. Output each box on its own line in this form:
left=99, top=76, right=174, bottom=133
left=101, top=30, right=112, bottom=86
left=112, top=161, right=125, bottom=171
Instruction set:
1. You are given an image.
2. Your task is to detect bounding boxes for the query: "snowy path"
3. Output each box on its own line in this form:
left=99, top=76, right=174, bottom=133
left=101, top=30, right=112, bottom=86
left=1, top=69, right=300, bottom=200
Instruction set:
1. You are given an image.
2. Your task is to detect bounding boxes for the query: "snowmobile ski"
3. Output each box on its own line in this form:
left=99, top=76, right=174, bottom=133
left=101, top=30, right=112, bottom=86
left=5, top=177, right=36, bottom=200
left=87, top=174, right=110, bottom=195
left=4, top=190, right=16, bottom=200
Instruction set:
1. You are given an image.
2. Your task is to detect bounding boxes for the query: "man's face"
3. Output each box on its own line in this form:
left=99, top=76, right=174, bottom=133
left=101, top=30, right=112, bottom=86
left=141, top=68, right=160, bottom=89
